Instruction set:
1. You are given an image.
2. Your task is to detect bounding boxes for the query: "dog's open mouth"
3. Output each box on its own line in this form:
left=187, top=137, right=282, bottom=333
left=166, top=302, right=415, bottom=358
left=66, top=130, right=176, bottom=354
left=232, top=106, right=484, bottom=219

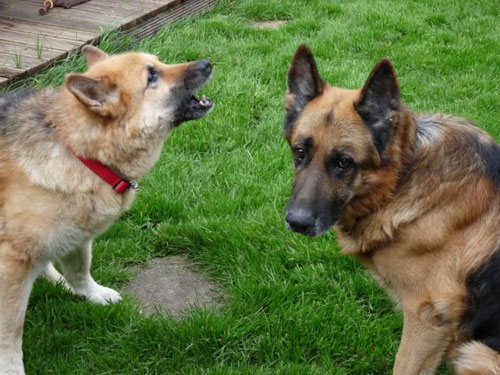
left=174, top=70, right=213, bottom=127
left=171, top=58, right=214, bottom=126
left=174, top=92, right=213, bottom=126
left=186, top=94, right=213, bottom=119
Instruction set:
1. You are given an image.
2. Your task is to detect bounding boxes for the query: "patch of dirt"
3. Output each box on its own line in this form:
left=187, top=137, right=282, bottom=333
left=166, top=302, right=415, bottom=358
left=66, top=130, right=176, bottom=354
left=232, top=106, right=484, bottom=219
left=125, top=255, right=223, bottom=317
left=251, top=20, right=287, bottom=29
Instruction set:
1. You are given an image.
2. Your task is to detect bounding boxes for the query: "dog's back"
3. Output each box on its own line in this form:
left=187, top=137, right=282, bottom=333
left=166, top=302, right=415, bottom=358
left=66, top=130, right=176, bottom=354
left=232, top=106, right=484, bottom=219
left=416, top=114, right=500, bottom=188
left=0, top=90, right=34, bottom=134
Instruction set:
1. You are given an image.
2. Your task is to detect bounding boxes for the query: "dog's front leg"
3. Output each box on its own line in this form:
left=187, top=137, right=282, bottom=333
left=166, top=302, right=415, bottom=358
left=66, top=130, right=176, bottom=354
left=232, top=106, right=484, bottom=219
left=393, top=304, right=450, bottom=375
left=58, top=240, right=121, bottom=305
left=0, top=243, right=37, bottom=375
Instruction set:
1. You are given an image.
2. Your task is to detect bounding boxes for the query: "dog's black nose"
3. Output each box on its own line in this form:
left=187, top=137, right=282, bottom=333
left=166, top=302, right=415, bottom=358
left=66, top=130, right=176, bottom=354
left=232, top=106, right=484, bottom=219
left=286, top=209, right=315, bottom=234
left=195, top=59, right=212, bottom=75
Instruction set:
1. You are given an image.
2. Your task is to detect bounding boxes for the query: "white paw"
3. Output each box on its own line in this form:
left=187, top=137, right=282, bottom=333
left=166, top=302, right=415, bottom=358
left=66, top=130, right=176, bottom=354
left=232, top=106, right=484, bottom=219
left=76, top=281, right=122, bottom=305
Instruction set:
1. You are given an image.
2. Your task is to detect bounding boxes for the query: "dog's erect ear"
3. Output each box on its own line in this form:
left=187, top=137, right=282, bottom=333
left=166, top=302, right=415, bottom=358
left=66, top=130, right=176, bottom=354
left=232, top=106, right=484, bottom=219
left=354, top=58, right=400, bottom=155
left=65, top=74, right=119, bottom=116
left=81, top=45, right=108, bottom=67
left=284, top=44, right=325, bottom=135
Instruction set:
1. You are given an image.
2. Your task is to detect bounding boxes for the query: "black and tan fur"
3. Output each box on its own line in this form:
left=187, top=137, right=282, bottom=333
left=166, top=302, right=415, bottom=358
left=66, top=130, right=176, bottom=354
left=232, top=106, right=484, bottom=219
left=283, top=44, right=500, bottom=374
left=0, top=46, right=213, bottom=374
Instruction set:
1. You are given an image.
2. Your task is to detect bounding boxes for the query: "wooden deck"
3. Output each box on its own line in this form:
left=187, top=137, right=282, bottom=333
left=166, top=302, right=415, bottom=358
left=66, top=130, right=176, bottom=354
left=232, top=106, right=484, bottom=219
left=0, top=0, right=216, bottom=87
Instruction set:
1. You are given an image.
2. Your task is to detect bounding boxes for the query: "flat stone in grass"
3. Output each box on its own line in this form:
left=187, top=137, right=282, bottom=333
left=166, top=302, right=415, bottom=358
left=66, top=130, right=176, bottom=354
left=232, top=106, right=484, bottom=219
left=251, top=20, right=287, bottom=29
left=125, top=255, right=222, bottom=317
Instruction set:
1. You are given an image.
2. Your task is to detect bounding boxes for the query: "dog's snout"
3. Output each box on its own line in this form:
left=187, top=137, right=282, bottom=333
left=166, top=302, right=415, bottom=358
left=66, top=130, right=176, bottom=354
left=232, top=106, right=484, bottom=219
left=286, top=208, right=315, bottom=234
left=183, top=59, right=212, bottom=91
left=195, top=59, right=212, bottom=75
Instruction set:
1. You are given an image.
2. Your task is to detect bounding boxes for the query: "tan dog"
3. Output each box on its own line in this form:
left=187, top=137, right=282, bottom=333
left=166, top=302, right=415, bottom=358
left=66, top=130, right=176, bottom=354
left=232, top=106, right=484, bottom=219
left=0, top=45, right=213, bottom=374
left=283, top=45, right=500, bottom=374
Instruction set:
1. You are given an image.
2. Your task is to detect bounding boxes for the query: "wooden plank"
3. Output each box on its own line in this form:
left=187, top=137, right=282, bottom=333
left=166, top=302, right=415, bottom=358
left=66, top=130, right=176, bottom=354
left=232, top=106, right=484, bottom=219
left=6, top=1, right=138, bottom=26
left=19, top=0, right=157, bottom=12
left=0, top=54, right=51, bottom=72
left=0, top=27, right=86, bottom=45
left=0, top=29, right=81, bottom=52
left=0, top=8, right=102, bottom=31
left=0, top=52, right=49, bottom=71
left=0, top=19, right=95, bottom=42
left=127, top=0, right=216, bottom=42
left=0, top=18, right=95, bottom=39
left=0, top=67, right=24, bottom=79
left=88, top=0, right=161, bottom=10
left=0, top=39, right=64, bottom=59
left=116, top=0, right=183, bottom=32
left=0, top=48, right=76, bottom=82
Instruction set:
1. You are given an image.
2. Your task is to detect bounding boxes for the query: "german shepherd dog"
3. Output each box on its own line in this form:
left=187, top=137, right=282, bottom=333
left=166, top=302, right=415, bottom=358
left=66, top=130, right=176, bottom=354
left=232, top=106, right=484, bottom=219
left=0, top=46, right=213, bottom=374
left=284, top=45, right=500, bottom=374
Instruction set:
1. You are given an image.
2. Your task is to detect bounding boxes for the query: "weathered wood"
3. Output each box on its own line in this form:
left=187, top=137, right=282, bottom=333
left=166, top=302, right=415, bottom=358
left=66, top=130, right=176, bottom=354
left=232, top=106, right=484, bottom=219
left=0, top=39, right=63, bottom=59
left=0, top=18, right=95, bottom=41
left=0, top=0, right=218, bottom=86
left=127, top=0, right=217, bottom=43
left=0, top=52, right=49, bottom=71
left=21, top=0, right=156, bottom=13
left=0, top=8, right=101, bottom=30
left=0, top=29, right=81, bottom=51
left=0, top=66, right=24, bottom=78
left=7, top=1, right=136, bottom=26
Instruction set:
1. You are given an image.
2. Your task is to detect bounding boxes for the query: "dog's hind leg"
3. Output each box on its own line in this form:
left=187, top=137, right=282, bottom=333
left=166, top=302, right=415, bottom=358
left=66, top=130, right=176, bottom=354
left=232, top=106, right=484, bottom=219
left=393, top=304, right=451, bottom=375
left=0, top=242, right=37, bottom=375
left=454, top=341, right=500, bottom=375
left=43, top=262, right=74, bottom=292
left=57, top=240, right=121, bottom=305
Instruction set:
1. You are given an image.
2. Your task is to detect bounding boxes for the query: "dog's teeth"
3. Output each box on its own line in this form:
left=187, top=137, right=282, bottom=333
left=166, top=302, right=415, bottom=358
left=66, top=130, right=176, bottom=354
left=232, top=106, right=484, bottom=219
left=199, top=96, right=210, bottom=106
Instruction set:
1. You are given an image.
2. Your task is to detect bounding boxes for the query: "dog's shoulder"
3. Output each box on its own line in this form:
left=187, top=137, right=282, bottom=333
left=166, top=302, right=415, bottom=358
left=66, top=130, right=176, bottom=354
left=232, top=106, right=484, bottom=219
left=461, top=127, right=500, bottom=187
left=0, top=89, right=41, bottom=135
left=416, top=114, right=500, bottom=187
left=0, top=89, right=36, bottom=113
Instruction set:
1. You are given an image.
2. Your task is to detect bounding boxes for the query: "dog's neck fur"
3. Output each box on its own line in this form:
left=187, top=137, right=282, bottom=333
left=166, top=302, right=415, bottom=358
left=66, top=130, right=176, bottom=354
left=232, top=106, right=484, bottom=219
left=46, top=87, right=168, bottom=183
left=336, top=104, right=419, bottom=254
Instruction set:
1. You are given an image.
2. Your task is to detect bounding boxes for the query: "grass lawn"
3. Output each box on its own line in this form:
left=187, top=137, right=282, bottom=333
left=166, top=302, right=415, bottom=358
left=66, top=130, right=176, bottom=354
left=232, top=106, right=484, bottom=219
left=4, top=0, right=500, bottom=373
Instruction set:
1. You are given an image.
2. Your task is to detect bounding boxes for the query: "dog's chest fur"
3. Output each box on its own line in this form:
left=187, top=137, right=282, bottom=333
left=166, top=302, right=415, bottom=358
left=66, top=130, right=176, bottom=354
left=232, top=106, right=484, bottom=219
left=335, top=114, right=500, bottom=312
left=1, top=171, right=135, bottom=259
left=0, top=89, right=137, bottom=260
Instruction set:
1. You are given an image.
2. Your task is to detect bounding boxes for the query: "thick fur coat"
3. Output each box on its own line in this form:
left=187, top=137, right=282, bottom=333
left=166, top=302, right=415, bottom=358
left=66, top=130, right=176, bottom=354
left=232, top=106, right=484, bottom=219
left=0, top=46, right=212, bottom=374
left=284, top=45, right=500, bottom=374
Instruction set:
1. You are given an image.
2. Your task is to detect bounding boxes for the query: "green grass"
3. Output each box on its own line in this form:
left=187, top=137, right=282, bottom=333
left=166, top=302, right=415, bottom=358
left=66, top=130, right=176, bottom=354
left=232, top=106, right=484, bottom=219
left=5, top=0, right=500, bottom=374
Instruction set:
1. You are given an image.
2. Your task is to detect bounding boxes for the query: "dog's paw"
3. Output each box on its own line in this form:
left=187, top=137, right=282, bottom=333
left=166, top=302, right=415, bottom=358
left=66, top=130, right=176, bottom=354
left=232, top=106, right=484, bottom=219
left=76, top=281, right=122, bottom=305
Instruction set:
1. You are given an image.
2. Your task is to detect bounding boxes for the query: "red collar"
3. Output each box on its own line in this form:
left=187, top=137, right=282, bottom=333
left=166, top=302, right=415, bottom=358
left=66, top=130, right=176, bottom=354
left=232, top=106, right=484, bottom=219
left=68, top=148, right=138, bottom=194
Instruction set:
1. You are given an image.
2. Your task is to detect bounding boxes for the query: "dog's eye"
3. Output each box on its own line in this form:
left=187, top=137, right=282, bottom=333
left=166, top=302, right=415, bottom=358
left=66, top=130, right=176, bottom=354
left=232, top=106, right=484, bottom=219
left=338, top=157, right=352, bottom=169
left=294, top=148, right=306, bottom=163
left=147, top=67, right=159, bottom=86
left=337, top=157, right=352, bottom=169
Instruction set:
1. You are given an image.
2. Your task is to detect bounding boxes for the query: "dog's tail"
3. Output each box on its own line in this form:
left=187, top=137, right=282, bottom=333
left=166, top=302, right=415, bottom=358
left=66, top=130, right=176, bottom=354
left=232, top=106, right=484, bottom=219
left=454, top=341, right=500, bottom=375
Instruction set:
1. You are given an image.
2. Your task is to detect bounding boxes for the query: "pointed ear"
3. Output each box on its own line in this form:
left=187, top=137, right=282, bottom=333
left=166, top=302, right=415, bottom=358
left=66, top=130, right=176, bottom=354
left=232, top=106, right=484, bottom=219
left=65, top=73, right=118, bottom=115
left=354, top=58, right=400, bottom=155
left=81, top=45, right=108, bottom=67
left=284, top=44, right=325, bottom=135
